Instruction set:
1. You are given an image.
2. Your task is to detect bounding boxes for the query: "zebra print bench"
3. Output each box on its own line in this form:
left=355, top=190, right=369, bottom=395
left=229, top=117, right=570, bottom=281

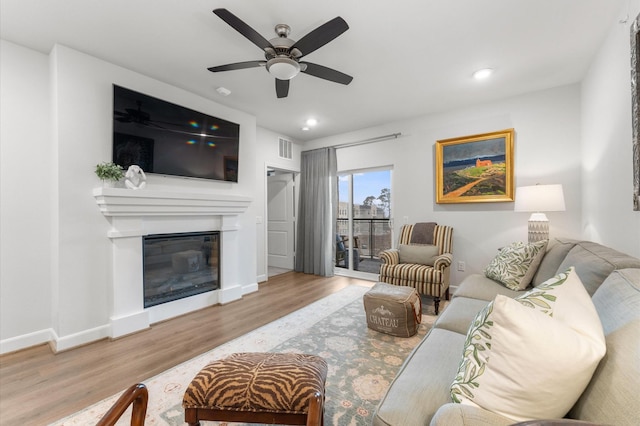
left=183, top=352, right=328, bottom=426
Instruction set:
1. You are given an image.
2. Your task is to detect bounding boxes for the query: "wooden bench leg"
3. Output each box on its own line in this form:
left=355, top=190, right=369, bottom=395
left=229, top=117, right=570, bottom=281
left=184, top=408, right=200, bottom=426
left=306, top=391, right=324, bottom=426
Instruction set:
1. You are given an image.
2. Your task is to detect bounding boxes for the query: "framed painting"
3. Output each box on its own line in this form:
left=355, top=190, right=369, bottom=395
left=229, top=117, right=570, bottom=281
left=436, top=128, right=514, bottom=204
left=631, top=12, right=640, bottom=211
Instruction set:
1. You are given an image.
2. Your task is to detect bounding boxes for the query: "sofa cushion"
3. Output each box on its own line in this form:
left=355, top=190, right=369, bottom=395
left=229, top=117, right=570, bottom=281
left=373, top=328, right=466, bottom=426
left=556, top=241, right=640, bottom=295
left=434, top=297, right=490, bottom=335
left=569, top=268, right=640, bottom=424
left=532, top=238, right=578, bottom=285
left=430, top=403, right=513, bottom=426
left=398, top=244, right=439, bottom=266
left=453, top=274, right=528, bottom=302
left=450, top=268, right=606, bottom=422
left=484, top=240, right=547, bottom=290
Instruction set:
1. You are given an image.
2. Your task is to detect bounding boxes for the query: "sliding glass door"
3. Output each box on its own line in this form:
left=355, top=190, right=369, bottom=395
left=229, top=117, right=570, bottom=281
left=337, top=168, right=392, bottom=279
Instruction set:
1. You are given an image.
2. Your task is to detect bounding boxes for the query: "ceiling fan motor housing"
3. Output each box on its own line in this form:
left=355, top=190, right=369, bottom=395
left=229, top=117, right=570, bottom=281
left=265, top=29, right=304, bottom=80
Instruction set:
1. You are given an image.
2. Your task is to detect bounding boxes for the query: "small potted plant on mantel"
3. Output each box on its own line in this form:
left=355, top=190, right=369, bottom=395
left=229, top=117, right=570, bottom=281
left=95, top=162, right=124, bottom=187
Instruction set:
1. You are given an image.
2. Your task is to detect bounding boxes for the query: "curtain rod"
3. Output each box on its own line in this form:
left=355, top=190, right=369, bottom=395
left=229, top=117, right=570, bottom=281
left=302, top=132, right=402, bottom=153
left=335, top=132, right=402, bottom=149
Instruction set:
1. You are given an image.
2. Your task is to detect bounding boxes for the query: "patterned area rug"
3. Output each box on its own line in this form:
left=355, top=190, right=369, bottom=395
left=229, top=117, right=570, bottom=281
left=51, top=285, right=444, bottom=425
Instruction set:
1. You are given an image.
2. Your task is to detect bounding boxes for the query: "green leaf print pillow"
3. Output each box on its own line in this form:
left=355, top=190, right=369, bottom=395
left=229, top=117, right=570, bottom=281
left=484, top=240, right=548, bottom=290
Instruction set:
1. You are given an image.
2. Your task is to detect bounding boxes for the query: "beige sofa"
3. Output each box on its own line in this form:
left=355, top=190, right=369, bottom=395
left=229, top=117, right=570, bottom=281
left=373, top=238, right=640, bottom=426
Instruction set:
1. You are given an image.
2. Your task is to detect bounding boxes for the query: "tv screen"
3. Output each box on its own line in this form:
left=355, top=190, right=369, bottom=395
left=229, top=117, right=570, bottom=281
left=112, top=85, right=240, bottom=182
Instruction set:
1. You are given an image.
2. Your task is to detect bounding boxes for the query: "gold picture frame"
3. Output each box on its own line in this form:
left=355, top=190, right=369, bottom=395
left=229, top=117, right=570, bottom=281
left=631, top=12, right=640, bottom=211
left=436, top=128, right=514, bottom=204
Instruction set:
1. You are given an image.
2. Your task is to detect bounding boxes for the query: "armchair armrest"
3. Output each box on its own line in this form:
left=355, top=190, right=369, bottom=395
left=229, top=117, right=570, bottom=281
left=379, top=249, right=400, bottom=265
left=434, top=253, right=452, bottom=270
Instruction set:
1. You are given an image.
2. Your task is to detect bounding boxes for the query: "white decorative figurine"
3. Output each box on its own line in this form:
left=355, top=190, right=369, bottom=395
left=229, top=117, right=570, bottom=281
left=125, top=165, right=147, bottom=190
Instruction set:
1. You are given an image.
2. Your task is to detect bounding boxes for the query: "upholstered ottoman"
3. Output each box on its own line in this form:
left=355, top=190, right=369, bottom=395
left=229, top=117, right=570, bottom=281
left=183, top=352, right=328, bottom=426
left=363, top=282, right=422, bottom=337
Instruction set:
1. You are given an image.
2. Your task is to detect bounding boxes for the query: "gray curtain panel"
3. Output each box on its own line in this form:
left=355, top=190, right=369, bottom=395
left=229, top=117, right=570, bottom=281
left=295, top=147, right=337, bottom=276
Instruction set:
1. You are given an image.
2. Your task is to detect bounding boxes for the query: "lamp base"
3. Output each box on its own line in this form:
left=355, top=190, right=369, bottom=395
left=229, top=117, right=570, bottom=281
left=528, top=213, right=549, bottom=243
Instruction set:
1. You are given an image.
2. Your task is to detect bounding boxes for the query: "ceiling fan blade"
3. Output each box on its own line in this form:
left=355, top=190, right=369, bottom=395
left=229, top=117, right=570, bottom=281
left=208, top=60, right=266, bottom=72
left=275, top=79, right=290, bottom=98
left=300, top=62, right=353, bottom=85
left=291, top=17, right=349, bottom=58
left=213, top=9, right=274, bottom=51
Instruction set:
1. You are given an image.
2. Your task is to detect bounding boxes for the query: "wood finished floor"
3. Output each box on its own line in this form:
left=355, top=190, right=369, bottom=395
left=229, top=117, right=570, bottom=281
left=0, top=272, right=374, bottom=426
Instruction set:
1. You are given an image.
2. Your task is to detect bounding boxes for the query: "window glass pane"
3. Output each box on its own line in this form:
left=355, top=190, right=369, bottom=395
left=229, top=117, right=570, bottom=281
left=336, top=169, right=392, bottom=275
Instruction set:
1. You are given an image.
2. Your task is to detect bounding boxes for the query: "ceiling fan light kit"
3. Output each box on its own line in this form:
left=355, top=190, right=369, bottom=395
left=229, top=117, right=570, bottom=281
left=266, top=57, right=301, bottom=80
left=208, top=8, right=353, bottom=98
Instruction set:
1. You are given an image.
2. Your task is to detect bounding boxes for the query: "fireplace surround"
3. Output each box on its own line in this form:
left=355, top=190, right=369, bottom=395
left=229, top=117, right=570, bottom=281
left=94, top=187, right=252, bottom=338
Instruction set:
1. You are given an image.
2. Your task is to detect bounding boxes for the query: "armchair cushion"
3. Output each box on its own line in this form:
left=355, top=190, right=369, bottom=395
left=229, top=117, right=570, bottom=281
left=398, top=244, right=439, bottom=266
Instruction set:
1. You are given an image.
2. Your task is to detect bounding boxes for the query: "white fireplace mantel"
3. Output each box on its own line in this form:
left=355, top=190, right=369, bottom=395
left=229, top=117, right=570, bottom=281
left=93, top=187, right=253, bottom=339
left=93, top=187, right=252, bottom=217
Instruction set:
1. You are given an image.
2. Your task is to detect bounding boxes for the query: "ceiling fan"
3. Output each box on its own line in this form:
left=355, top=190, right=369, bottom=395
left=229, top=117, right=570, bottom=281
left=114, top=101, right=156, bottom=126
left=208, top=8, right=353, bottom=98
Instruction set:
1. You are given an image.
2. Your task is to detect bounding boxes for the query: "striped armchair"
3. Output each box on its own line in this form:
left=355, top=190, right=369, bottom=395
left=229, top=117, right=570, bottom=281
left=379, top=224, right=454, bottom=315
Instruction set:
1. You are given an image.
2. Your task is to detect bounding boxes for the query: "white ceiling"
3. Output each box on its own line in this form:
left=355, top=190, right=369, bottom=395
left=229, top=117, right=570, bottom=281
left=0, top=0, right=627, bottom=142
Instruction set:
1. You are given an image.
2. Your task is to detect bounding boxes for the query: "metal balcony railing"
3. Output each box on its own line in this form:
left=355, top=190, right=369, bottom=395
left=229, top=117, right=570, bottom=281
left=336, top=218, right=392, bottom=273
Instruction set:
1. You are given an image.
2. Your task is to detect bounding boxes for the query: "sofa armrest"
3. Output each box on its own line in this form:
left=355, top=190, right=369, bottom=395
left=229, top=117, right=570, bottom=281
left=379, top=249, right=400, bottom=265
left=434, top=253, right=453, bottom=270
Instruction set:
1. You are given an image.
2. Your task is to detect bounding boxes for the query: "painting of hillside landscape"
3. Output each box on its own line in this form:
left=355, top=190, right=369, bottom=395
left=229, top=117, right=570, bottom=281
left=436, top=129, right=514, bottom=203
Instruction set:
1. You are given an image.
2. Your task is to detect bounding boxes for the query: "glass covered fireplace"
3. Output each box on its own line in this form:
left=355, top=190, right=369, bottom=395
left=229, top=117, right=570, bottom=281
left=143, top=231, right=220, bottom=308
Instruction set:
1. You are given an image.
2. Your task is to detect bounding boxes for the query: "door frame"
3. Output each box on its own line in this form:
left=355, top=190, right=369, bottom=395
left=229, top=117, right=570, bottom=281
left=264, top=163, right=299, bottom=280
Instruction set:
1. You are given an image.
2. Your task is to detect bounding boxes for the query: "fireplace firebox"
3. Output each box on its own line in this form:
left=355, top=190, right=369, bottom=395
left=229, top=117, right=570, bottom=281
left=143, top=231, right=220, bottom=308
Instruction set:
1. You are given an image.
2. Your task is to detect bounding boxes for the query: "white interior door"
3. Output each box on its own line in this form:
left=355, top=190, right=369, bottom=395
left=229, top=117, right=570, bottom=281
left=267, top=173, right=295, bottom=269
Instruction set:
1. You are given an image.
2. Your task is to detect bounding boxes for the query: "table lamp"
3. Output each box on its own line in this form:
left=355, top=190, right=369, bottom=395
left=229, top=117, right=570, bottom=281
left=514, top=184, right=566, bottom=242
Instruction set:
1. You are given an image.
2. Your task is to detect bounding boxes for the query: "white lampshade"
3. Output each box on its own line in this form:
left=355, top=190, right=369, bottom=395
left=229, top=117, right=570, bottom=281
left=514, top=184, right=566, bottom=212
left=514, top=184, right=565, bottom=242
left=266, top=57, right=301, bottom=80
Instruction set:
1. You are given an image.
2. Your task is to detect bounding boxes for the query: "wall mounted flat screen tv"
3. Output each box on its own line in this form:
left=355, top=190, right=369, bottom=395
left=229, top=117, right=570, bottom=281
left=112, top=85, right=240, bottom=182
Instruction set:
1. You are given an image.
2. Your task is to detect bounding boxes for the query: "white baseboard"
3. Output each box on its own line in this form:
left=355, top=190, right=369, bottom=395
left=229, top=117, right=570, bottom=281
left=242, top=282, right=259, bottom=295
left=1, top=283, right=261, bottom=354
left=111, top=310, right=151, bottom=339
left=0, top=328, right=55, bottom=355
left=52, top=324, right=111, bottom=353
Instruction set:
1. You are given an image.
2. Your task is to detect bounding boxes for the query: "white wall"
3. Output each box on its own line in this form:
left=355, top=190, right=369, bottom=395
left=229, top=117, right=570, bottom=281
left=0, top=40, right=53, bottom=349
left=581, top=0, right=640, bottom=257
left=1, top=42, right=260, bottom=353
left=305, top=84, right=584, bottom=286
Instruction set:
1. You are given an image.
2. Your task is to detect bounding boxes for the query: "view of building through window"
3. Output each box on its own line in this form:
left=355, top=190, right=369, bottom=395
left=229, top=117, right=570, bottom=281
left=337, top=169, right=392, bottom=274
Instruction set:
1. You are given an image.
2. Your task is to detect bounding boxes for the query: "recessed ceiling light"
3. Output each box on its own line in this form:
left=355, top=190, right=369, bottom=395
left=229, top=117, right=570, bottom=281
left=215, top=86, right=231, bottom=96
left=305, top=118, right=318, bottom=127
left=302, top=127, right=310, bottom=131
left=473, top=68, right=493, bottom=80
